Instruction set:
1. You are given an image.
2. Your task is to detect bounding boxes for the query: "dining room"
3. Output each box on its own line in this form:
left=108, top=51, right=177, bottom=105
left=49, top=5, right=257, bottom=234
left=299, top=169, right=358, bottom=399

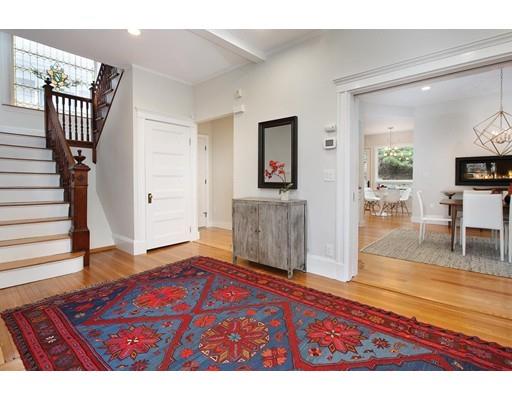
left=359, top=62, right=512, bottom=280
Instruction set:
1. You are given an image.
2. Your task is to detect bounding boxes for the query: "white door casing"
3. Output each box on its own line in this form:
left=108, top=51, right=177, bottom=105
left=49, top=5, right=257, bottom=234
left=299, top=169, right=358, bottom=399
left=334, top=32, right=512, bottom=282
left=197, top=135, right=209, bottom=227
left=145, top=119, right=193, bottom=250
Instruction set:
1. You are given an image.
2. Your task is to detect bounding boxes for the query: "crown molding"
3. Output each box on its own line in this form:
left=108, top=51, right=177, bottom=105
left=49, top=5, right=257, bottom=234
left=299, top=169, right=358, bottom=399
left=333, top=32, right=512, bottom=87
left=131, top=64, right=193, bottom=86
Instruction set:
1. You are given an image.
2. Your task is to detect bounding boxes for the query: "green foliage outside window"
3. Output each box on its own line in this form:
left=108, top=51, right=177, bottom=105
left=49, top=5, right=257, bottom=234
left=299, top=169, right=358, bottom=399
left=377, top=146, right=414, bottom=180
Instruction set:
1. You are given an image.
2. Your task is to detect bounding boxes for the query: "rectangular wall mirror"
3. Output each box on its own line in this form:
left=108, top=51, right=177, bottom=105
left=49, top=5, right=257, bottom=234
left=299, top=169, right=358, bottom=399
left=258, top=116, right=298, bottom=189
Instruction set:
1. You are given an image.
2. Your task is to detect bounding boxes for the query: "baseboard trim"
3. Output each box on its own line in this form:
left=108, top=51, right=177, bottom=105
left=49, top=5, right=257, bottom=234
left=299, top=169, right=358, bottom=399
left=90, top=245, right=116, bottom=254
left=306, top=253, right=349, bottom=282
left=210, top=221, right=232, bottom=230
left=411, top=216, right=449, bottom=226
left=112, top=233, right=146, bottom=255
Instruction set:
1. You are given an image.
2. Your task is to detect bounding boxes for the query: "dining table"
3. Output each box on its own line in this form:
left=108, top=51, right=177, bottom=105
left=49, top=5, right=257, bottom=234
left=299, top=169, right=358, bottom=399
left=439, top=198, right=509, bottom=251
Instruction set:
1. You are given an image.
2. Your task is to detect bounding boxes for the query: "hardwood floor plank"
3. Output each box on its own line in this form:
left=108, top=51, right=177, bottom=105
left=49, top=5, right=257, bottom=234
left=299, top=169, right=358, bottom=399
left=1, top=220, right=511, bottom=370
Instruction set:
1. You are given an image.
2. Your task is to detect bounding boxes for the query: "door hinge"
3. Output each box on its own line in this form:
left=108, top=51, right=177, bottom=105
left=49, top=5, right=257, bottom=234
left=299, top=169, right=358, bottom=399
left=205, top=145, right=207, bottom=151
left=204, top=179, right=207, bottom=184
left=189, top=226, right=192, bottom=233
left=189, top=138, right=191, bottom=146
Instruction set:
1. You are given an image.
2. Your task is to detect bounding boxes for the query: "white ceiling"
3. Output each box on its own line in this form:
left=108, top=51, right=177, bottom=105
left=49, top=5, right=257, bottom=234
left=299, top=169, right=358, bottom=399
left=223, top=29, right=317, bottom=54
left=6, top=29, right=316, bottom=85
left=359, top=64, right=512, bottom=135
left=359, top=64, right=512, bottom=108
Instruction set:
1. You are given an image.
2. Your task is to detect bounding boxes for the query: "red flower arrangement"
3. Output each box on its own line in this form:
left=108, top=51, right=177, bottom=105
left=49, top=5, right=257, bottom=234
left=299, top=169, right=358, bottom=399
left=264, top=160, right=293, bottom=195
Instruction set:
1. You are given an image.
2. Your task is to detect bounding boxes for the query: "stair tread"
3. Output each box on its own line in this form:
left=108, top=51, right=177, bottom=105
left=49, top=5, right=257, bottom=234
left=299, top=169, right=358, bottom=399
left=0, top=234, right=70, bottom=248
left=0, top=156, right=54, bottom=163
left=0, top=201, right=68, bottom=207
left=0, top=171, right=59, bottom=175
left=0, top=216, right=70, bottom=226
left=0, top=143, right=49, bottom=150
left=0, top=251, right=84, bottom=273
left=0, top=186, right=63, bottom=189
left=0, top=131, right=45, bottom=139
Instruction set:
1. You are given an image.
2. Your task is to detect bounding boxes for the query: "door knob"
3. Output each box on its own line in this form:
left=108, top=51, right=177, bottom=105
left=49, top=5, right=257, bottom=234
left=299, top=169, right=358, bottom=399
left=148, top=193, right=153, bottom=204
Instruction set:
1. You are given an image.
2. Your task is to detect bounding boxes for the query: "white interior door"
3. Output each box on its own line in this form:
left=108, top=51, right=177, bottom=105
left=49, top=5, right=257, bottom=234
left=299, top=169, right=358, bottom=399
left=197, top=135, right=208, bottom=227
left=145, top=119, right=192, bottom=249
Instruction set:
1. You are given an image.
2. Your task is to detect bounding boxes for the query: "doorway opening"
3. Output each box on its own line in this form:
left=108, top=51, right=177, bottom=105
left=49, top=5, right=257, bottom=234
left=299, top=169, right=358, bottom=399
left=196, top=115, right=234, bottom=249
left=356, top=63, right=512, bottom=292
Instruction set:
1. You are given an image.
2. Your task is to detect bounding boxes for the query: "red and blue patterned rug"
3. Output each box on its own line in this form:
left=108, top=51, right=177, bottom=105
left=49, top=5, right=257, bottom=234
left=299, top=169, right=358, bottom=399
left=2, top=256, right=511, bottom=370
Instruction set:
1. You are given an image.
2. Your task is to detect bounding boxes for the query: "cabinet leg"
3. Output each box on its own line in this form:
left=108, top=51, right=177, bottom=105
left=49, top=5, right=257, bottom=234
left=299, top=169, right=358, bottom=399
left=232, top=255, right=238, bottom=264
left=287, top=269, right=293, bottom=279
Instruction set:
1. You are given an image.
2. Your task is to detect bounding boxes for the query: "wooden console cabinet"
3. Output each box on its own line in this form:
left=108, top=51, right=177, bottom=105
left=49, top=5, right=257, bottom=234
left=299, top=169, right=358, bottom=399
left=232, top=198, right=307, bottom=278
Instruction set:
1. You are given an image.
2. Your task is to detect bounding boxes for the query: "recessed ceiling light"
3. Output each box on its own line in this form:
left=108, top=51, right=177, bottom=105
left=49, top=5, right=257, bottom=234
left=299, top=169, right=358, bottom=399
left=421, top=86, right=431, bottom=91
left=127, top=29, right=141, bottom=36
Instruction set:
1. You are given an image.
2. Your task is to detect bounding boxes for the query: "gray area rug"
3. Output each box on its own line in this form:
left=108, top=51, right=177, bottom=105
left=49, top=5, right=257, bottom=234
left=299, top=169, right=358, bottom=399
left=361, top=228, right=512, bottom=278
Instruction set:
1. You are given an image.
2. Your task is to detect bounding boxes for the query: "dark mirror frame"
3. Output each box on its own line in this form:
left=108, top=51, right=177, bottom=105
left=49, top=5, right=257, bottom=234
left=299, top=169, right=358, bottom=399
left=258, top=116, right=298, bottom=189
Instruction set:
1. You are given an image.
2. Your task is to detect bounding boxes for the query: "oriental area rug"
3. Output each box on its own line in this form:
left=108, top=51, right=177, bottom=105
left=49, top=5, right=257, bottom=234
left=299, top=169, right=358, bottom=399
left=2, top=256, right=511, bottom=371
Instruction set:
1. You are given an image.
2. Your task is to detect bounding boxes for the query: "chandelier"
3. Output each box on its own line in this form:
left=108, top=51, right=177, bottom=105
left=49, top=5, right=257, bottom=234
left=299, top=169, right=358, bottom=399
left=383, top=127, right=401, bottom=158
left=473, top=68, right=512, bottom=155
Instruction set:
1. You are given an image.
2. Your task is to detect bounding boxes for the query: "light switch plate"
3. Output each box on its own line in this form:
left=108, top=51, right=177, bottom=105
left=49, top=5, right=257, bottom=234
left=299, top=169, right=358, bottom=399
left=324, top=169, right=336, bottom=182
left=325, top=243, right=335, bottom=258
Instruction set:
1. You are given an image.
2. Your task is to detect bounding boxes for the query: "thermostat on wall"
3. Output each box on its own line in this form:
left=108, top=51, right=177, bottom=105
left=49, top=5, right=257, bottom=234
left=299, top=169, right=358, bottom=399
left=323, top=137, right=337, bottom=149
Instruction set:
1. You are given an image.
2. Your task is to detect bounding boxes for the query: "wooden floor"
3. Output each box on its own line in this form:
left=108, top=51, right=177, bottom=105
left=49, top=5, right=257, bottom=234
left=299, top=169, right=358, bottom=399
left=1, top=220, right=511, bottom=370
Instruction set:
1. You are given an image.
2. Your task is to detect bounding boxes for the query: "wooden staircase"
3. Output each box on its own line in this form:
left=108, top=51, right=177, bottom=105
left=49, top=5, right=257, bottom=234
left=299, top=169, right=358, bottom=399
left=0, top=64, right=122, bottom=289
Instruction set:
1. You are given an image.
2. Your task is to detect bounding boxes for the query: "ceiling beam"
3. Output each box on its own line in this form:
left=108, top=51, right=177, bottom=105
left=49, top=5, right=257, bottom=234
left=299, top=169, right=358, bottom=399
left=190, top=29, right=266, bottom=63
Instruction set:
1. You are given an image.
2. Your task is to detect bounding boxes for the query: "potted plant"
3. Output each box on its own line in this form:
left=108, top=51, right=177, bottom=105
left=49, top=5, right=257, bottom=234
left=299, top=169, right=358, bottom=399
left=264, top=160, right=294, bottom=201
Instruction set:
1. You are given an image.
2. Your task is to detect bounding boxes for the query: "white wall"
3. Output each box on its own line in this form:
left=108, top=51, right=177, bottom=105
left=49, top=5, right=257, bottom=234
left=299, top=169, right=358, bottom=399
left=194, top=30, right=508, bottom=274
left=96, top=67, right=135, bottom=252
left=198, top=115, right=234, bottom=229
left=412, top=92, right=512, bottom=221
left=98, top=65, right=196, bottom=253
left=132, top=66, right=194, bottom=120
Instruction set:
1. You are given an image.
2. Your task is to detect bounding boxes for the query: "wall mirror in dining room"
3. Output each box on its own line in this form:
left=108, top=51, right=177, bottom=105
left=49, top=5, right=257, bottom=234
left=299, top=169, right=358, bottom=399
left=258, top=116, right=298, bottom=189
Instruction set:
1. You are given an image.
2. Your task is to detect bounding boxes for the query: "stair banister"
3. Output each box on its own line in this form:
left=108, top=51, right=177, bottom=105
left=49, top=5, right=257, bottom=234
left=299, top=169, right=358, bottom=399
left=44, top=79, right=90, bottom=266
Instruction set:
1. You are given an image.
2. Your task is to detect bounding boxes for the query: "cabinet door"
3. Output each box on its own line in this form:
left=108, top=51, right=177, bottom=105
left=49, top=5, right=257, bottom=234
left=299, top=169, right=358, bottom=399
left=258, top=204, right=288, bottom=269
left=233, top=202, right=259, bottom=262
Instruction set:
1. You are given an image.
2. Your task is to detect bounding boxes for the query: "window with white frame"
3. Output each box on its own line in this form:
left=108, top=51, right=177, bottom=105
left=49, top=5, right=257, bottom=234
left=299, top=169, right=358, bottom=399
left=375, top=145, right=414, bottom=182
left=12, top=36, right=97, bottom=110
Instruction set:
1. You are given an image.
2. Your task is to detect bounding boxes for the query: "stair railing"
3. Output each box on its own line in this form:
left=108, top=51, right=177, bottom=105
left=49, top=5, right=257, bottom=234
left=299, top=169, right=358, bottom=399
left=44, top=79, right=90, bottom=266
left=90, top=63, right=123, bottom=162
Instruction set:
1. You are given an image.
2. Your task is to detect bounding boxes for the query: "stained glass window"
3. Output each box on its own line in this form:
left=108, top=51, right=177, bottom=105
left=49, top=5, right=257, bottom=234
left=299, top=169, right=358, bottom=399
left=12, top=36, right=97, bottom=110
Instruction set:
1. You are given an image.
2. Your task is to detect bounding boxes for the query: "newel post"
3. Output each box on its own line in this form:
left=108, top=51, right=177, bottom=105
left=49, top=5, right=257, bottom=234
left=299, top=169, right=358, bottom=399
left=43, top=78, right=53, bottom=146
left=70, top=150, right=91, bottom=266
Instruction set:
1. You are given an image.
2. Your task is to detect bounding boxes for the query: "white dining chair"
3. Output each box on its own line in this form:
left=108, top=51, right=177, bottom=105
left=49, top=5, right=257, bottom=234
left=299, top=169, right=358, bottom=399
left=417, top=190, right=452, bottom=244
left=399, top=188, right=411, bottom=215
left=507, top=199, right=512, bottom=263
left=461, top=191, right=504, bottom=261
left=364, top=187, right=380, bottom=214
left=381, top=189, right=401, bottom=216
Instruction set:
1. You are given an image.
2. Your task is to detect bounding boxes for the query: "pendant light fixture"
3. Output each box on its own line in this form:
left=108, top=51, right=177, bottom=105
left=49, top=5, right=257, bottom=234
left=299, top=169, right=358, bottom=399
left=473, top=68, right=512, bottom=155
left=383, top=126, right=400, bottom=158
